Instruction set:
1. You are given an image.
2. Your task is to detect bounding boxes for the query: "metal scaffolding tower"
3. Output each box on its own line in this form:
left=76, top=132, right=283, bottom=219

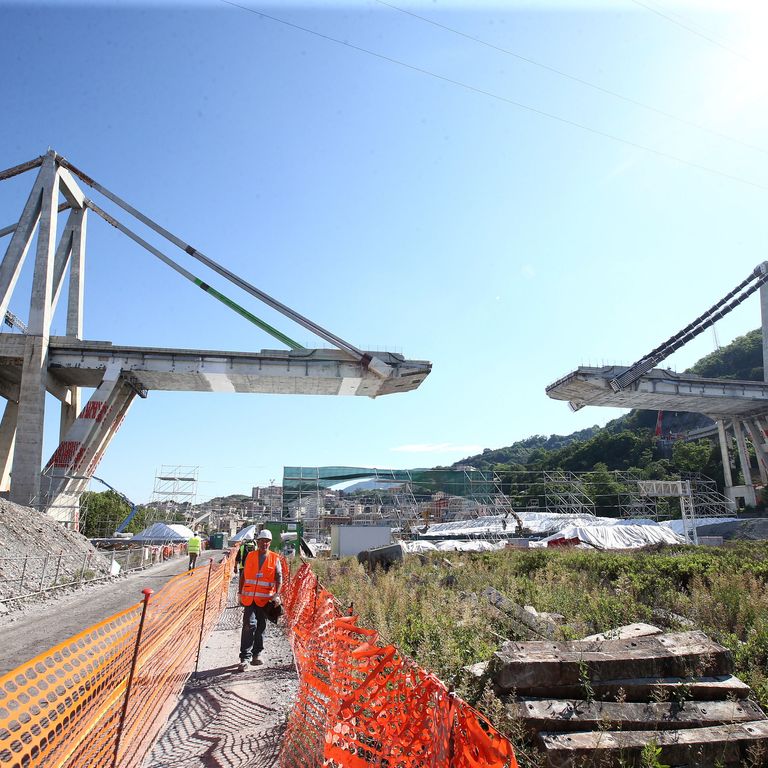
left=150, top=465, right=199, bottom=522
left=543, top=471, right=596, bottom=516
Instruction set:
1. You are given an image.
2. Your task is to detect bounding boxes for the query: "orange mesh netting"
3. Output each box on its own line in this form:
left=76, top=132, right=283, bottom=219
left=0, top=550, right=234, bottom=768
left=279, top=563, right=517, bottom=768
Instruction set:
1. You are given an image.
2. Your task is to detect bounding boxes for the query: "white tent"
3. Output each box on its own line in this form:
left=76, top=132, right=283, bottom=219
left=231, top=524, right=258, bottom=542
left=131, top=522, right=195, bottom=543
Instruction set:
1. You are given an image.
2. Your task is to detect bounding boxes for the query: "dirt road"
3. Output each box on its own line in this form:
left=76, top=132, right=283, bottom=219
left=144, top=583, right=298, bottom=767
left=0, top=550, right=222, bottom=676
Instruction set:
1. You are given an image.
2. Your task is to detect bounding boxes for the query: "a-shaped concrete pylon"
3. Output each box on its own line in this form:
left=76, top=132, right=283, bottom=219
left=0, top=151, right=431, bottom=524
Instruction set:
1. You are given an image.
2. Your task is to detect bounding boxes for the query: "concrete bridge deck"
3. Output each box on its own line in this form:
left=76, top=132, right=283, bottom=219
left=0, top=336, right=431, bottom=398
left=547, top=366, right=768, bottom=418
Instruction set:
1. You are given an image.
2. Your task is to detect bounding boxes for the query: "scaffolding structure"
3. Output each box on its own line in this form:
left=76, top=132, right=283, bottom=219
left=543, top=471, right=596, bottom=516
left=282, top=466, right=737, bottom=541
left=282, top=466, right=512, bottom=540
left=617, top=470, right=669, bottom=520
left=148, top=465, right=199, bottom=523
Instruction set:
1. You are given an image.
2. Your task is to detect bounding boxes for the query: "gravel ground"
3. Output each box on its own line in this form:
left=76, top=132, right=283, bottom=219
left=144, top=582, right=299, bottom=768
left=0, top=499, right=112, bottom=603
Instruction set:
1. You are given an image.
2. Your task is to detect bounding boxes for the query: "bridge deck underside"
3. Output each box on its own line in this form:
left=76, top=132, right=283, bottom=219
left=0, top=337, right=431, bottom=397
left=547, top=366, right=768, bottom=418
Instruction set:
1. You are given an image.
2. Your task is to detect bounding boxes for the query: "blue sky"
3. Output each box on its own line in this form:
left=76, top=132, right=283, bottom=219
left=1, top=0, right=767, bottom=503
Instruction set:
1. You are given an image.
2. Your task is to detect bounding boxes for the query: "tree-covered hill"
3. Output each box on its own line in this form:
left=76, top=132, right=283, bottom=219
left=456, top=427, right=602, bottom=470
left=687, top=327, right=763, bottom=380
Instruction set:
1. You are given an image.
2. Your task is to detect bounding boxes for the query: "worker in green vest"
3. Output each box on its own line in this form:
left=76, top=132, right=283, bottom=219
left=235, top=534, right=256, bottom=591
left=187, top=532, right=202, bottom=570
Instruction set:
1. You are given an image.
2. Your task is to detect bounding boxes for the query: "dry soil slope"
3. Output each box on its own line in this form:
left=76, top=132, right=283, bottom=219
left=0, top=498, right=111, bottom=601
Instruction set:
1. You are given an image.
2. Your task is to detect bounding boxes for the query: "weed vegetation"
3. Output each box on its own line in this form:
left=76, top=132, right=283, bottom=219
left=311, top=543, right=768, bottom=767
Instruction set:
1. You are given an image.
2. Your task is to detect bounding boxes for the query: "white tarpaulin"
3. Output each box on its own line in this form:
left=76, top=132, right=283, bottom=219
left=403, top=540, right=507, bottom=554
left=422, top=512, right=665, bottom=539
left=403, top=540, right=438, bottom=553
left=231, top=524, right=258, bottom=542
left=530, top=524, right=685, bottom=549
left=131, top=522, right=194, bottom=542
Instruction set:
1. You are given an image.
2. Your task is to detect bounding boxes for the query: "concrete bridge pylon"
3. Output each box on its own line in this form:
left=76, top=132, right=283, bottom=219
left=0, top=151, right=432, bottom=525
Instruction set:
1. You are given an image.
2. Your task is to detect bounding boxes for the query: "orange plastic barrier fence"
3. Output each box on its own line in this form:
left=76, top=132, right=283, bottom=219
left=0, top=550, right=234, bottom=768
left=279, top=563, right=518, bottom=768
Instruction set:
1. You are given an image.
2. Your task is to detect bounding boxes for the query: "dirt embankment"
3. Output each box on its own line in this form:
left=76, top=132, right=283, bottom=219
left=0, top=498, right=112, bottom=603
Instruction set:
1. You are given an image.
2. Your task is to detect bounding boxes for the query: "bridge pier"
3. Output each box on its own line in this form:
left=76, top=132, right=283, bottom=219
left=0, top=150, right=431, bottom=522
left=11, top=336, right=51, bottom=506
left=0, top=152, right=87, bottom=510
left=10, top=154, right=60, bottom=506
left=0, top=400, right=17, bottom=491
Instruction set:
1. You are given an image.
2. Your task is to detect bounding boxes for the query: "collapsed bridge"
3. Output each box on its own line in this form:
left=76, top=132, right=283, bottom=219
left=547, top=261, right=768, bottom=510
left=0, top=151, right=431, bottom=524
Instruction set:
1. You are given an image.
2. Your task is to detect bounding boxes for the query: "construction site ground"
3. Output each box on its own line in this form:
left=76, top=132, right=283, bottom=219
left=0, top=549, right=220, bottom=676
left=0, top=551, right=299, bottom=766
left=144, top=582, right=298, bottom=767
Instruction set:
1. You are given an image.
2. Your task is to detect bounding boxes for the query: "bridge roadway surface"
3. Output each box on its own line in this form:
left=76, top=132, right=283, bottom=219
left=0, top=549, right=221, bottom=677
left=547, top=365, right=768, bottom=417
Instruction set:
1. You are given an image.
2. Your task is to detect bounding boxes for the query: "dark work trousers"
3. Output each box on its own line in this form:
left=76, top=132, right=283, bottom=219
left=240, top=603, right=267, bottom=661
left=188, top=552, right=198, bottom=570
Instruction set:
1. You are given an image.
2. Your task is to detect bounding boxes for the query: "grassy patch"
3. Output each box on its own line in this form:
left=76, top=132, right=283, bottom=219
left=310, top=543, right=768, bottom=765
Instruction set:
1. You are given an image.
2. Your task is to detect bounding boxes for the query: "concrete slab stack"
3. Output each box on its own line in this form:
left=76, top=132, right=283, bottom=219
left=491, top=631, right=768, bottom=767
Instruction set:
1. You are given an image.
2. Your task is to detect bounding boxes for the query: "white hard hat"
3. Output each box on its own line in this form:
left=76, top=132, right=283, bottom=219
left=256, top=529, right=272, bottom=541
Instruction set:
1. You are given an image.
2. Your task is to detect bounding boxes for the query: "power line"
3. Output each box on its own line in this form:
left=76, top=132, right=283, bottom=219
left=375, top=0, right=767, bottom=156
left=628, top=0, right=751, bottom=62
left=220, top=0, right=768, bottom=193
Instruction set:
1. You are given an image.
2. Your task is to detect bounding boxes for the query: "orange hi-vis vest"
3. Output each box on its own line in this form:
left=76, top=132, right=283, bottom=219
left=240, top=550, right=279, bottom=607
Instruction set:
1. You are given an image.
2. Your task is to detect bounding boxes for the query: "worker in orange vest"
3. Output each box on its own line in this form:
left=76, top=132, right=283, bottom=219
left=238, top=529, right=281, bottom=669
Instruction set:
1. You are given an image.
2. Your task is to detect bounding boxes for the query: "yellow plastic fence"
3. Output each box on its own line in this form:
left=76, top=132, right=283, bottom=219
left=279, top=563, right=518, bottom=768
left=0, top=550, right=233, bottom=768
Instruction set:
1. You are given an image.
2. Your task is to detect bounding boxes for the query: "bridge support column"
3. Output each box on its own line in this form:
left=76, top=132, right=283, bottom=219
left=0, top=152, right=92, bottom=509
left=44, top=363, right=137, bottom=523
left=733, top=420, right=754, bottom=487
left=0, top=401, right=18, bottom=492
left=743, top=419, right=768, bottom=486
left=0, top=167, right=45, bottom=321
left=10, top=155, right=60, bottom=507
left=12, top=337, right=51, bottom=506
left=59, top=206, right=86, bottom=440
left=730, top=420, right=757, bottom=508
left=716, top=419, right=734, bottom=490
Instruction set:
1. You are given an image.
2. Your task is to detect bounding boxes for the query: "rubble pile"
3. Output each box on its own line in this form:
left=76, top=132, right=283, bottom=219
left=0, top=499, right=111, bottom=603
